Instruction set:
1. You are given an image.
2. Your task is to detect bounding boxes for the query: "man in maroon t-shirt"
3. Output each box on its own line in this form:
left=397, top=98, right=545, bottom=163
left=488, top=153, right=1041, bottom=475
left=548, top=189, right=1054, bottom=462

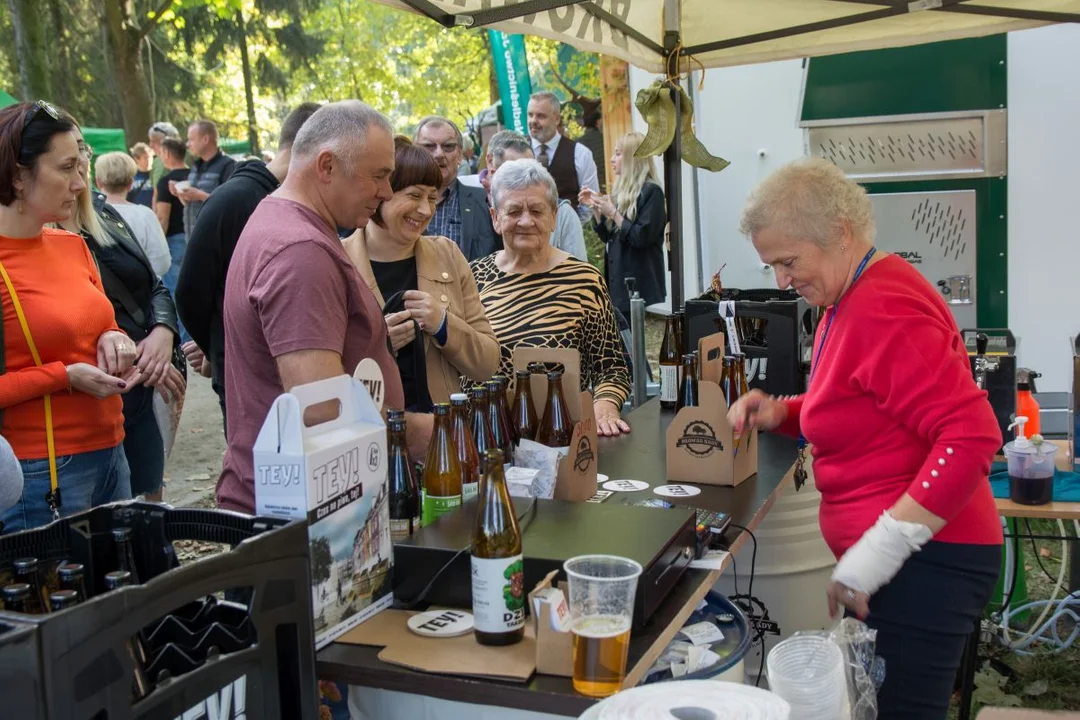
left=217, top=100, right=433, bottom=514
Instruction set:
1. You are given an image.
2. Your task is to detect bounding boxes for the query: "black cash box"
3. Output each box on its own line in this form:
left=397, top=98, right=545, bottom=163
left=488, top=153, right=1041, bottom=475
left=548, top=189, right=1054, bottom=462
left=393, top=498, right=697, bottom=628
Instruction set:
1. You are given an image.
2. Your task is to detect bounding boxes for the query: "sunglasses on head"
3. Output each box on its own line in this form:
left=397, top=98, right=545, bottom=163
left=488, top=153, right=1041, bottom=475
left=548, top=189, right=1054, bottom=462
left=23, top=100, right=61, bottom=132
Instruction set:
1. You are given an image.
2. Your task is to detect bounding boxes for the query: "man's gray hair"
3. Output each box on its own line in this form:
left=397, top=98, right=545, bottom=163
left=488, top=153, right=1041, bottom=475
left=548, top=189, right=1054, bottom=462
left=290, top=100, right=393, bottom=172
left=414, top=115, right=463, bottom=146
left=739, top=157, right=876, bottom=248
left=488, top=130, right=532, bottom=168
left=490, top=158, right=558, bottom=211
left=530, top=91, right=561, bottom=115
left=149, top=121, right=179, bottom=140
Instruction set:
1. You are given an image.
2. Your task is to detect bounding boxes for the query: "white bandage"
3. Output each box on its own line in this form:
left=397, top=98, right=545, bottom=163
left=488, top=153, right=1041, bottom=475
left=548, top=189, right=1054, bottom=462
left=831, top=511, right=933, bottom=597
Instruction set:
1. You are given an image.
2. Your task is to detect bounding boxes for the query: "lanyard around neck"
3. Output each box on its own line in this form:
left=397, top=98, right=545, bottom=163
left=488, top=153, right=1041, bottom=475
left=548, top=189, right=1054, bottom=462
left=808, top=247, right=877, bottom=386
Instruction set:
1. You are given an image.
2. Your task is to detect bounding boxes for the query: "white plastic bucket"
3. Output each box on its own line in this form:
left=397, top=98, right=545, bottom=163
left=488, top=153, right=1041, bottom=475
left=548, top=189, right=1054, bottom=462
left=714, top=470, right=836, bottom=686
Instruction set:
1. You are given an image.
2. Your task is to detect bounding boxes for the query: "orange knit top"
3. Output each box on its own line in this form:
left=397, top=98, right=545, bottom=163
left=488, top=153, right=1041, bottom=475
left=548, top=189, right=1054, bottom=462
left=0, top=228, right=124, bottom=459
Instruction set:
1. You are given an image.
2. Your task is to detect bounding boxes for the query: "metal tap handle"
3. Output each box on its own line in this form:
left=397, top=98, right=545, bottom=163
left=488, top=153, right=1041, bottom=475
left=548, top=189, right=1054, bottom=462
left=976, top=333, right=989, bottom=356
left=625, top=276, right=639, bottom=298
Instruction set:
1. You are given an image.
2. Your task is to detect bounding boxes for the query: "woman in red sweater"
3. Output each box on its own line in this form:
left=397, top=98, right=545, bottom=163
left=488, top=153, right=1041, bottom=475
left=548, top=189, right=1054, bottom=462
left=730, top=158, right=1002, bottom=719
left=0, top=102, right=135, bottom=532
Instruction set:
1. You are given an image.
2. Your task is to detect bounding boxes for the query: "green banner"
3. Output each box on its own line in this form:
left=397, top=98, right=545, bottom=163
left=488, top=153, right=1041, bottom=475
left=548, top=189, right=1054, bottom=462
left=489, top=31, right=532, bottom=134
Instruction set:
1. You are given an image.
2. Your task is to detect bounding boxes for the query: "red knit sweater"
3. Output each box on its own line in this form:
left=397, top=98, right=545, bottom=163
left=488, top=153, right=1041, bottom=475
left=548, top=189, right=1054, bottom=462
left=778, top=255, right=1003, bottom=558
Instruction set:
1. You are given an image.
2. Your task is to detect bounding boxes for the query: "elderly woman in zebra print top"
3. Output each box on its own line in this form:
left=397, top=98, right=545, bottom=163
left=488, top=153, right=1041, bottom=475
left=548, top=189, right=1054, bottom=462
left=471, top=158, right=631, bottom=437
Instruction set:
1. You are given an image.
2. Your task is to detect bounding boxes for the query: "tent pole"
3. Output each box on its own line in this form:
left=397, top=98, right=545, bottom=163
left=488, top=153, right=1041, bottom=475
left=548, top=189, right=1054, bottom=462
left=663, top=0, right=684, bottom=312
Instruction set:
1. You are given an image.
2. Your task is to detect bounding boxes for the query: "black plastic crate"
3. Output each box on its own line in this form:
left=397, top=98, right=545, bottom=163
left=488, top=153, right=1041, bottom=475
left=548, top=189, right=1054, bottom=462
left=0, top=615, right=44, bottom=720
left=685, top=289, right=813, bottom=397
left=0, top=501, right=318, bottom=720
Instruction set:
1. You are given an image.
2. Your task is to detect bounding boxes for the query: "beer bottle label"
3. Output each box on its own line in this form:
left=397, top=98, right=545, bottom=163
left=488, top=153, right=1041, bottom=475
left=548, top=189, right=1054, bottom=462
left=471, top=555, right=526, bottom=633
left=659, top=365, right=678, bottom=402
left=422, top=493, right=462, bottom=526
left=390, top=518, right=414, bottom=542
left=463, top=481, right=478, bottom=500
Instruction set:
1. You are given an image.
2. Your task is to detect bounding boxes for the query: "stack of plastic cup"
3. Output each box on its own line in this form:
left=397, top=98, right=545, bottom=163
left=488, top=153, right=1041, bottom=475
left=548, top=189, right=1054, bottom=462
left=766, top=634, right=848, bottom=720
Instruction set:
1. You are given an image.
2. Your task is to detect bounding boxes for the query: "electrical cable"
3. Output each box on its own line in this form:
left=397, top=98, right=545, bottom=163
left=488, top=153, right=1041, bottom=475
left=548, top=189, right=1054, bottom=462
left=727, top=523, right=768, bottom=686
left=1026, top=519, right=1061, bottom=585
left=400, top=497, right=537, bottom=610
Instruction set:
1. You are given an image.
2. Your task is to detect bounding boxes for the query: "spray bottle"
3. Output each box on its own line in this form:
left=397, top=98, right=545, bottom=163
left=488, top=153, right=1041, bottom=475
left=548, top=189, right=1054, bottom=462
left=1016, top=368, right=1042, bottom=437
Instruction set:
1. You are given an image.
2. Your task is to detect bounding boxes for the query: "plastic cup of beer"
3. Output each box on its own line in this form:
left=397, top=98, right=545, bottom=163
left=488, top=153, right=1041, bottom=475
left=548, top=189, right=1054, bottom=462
left=564, top=554, right=643, bottom=698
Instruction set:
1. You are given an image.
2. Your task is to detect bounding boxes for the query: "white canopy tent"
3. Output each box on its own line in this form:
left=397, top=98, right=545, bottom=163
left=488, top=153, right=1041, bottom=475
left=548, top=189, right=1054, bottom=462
left=370, top=0, right=1080, bottom=305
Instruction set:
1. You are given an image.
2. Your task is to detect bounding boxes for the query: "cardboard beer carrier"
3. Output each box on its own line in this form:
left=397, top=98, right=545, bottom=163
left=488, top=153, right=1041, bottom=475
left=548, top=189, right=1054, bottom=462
left=512, top=348, right=600, bottom=502
left=253, top=374, right=392, bottom=649
left=666, top=332, right=759, bottom=486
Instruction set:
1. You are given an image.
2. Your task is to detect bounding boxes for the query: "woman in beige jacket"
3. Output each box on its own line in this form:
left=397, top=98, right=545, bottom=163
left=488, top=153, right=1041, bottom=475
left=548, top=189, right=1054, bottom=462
left=343, top=137, right=499, bottom=410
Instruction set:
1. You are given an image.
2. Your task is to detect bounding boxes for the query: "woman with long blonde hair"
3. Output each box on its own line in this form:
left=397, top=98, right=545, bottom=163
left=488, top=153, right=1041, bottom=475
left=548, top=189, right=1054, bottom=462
left=579, top=131, right=666, bottom=320
left=58, top=114, right=184, bottom=503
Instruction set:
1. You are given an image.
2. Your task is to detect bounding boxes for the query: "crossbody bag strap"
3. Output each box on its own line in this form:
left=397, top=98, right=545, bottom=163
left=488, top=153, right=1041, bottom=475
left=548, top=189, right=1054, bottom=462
left=0, top=258, right=61, bottom=517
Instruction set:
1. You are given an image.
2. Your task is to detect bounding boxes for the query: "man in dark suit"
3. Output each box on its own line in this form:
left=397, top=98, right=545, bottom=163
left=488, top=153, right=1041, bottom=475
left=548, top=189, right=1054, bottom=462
left=414, top=116, right=500, bottom=261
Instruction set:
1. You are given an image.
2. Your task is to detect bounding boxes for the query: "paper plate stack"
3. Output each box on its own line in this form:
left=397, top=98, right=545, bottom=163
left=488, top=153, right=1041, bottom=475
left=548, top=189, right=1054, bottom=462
left=578, top=680, right=790, bottom=719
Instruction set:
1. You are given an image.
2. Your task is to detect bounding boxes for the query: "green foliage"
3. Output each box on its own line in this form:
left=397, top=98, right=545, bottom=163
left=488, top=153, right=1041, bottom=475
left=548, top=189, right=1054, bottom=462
left=310, top=535, right=332, bottom=585
left=582, top=221, right=604, bottom=272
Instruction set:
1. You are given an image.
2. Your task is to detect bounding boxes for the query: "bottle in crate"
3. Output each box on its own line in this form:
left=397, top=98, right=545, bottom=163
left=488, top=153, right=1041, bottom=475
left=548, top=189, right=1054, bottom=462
left=13, top=558, right=49, bottom=613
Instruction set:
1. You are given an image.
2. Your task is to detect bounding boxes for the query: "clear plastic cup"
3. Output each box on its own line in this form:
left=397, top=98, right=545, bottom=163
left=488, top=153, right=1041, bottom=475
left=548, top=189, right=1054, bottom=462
left=564, top=555, right=643, bottom=698
left=766, top=634, right=847, bottom=719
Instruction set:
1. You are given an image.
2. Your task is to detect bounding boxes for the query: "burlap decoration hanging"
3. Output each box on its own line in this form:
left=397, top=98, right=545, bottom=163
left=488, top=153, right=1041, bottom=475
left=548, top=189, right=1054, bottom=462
left=634, top=79, right=729, bottom=173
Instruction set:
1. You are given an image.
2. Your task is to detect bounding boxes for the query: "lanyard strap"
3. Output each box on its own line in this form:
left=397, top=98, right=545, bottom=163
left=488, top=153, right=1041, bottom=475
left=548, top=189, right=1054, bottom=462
left=0, top=259, right=60, bottom=515
left=799, top=247, right=877, bottom=450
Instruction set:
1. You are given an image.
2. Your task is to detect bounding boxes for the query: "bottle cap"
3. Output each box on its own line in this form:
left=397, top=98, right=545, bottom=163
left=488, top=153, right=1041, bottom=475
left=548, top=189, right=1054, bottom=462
left=387, top=408, right=405, bottom=420
left=58, top=563, right=84, bottom=579
left=104, top=570, right=133, bottom=590
left=13, top=558, right=38, bottom=573
left=515, top=369, right=531, bottom=378
left=112, top=527, right=132, bottom=541
left=2, top=582, right=31, bottom=600
left=49, top=589, right=78, bottom=609
left=388, top=418, right=406, bottom=432
left=450, top=393, right=468, bottom=403
left=432, top=403, right=451, bottom=416
left=546, top=368, right=564, bottom=380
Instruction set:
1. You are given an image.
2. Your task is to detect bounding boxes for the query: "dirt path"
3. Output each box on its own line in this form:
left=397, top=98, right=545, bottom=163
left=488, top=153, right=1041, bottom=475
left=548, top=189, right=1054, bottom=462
left=163, top=373, right=228, bottom=508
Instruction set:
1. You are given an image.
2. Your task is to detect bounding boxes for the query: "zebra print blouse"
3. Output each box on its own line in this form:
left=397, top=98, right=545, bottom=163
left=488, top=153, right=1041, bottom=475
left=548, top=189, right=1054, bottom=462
left=470, top=253, right=631, bottom=407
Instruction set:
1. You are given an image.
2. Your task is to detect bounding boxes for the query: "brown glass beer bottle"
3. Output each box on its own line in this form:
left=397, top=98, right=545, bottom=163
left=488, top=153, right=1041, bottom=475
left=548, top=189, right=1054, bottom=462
left=450, top=393, right=481, bottom=500
left=537, top=369, right=574, bottom=448
left=512, top=369, right=538, bottom=442
left=471, top=449, right=525, bottom=646
left=422, top=403, right=464, bottom=526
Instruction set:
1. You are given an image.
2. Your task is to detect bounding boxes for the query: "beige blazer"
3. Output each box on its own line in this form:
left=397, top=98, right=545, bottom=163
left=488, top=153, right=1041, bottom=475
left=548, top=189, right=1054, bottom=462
left=342, top=230, right=500, bottom=404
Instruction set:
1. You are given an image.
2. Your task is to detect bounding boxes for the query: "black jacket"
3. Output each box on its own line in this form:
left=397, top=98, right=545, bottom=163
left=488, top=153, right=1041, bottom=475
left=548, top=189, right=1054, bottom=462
left=89, top=192, right=178, bottom=342
left=458, top=181, right=502, bottom=261
left=595, top=182, right=667, bottom=317
left=175, top=160, right=279, bottom=393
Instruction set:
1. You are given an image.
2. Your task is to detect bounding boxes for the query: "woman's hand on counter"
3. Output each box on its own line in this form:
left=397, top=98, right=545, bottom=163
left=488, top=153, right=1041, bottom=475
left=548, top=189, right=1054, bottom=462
left=727, top=390, right=787, bottom=434
left=595, top=399, right=630, bottom=437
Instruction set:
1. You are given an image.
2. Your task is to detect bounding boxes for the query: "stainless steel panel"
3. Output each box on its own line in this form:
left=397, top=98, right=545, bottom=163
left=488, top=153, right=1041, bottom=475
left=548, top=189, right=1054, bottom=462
left=869, top=190, right=978, bottom=330
left=804, top=110, right=1007, bottom=182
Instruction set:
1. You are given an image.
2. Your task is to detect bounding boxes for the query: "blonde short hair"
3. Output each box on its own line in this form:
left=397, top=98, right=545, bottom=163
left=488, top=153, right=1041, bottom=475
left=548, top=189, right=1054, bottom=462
left=129, top=142, right=152, bottom=160
left=740, top=158, right=875, bottom=247
left=94, top=152, right=138, bottom=194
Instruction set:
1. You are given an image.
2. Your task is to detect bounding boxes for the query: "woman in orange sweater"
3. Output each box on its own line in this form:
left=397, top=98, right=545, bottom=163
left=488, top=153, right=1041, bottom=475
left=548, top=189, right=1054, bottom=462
left=0, top=102, right=135, bottom=533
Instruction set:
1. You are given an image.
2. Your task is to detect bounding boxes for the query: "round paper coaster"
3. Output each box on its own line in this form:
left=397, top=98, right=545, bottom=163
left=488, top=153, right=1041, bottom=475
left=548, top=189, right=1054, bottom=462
left=407, top=609, right=475, bottom=638
left=602, top=479, right=650, bottom=492
left=596, top=473, right=609, bottom=484
left=653, top=484, right=702, bottom=498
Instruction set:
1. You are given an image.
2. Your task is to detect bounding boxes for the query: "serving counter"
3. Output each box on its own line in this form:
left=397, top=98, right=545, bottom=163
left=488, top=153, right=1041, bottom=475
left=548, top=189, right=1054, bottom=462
left=315, top=398, right=801, bottom=717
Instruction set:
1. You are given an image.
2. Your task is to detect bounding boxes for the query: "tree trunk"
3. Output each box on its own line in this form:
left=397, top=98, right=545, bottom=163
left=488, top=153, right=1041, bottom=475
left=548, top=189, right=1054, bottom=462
left=6, top=0, right=53, bottom=101
left=481, top=32, right=499, bottom=106
left=235, top=10, right=259, bottom=155
left=47, top=0, right=72, bottom=108
left=101, top=0, right=155, bottom=145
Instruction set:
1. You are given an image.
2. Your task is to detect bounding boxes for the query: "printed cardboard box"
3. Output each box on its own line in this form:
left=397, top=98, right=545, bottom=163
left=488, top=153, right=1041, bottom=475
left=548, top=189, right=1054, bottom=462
left=253, top=375, right=391, bottom=649
left=512, top=348, right=599, bottom=502
left=665, top=333, right=759, bottom=487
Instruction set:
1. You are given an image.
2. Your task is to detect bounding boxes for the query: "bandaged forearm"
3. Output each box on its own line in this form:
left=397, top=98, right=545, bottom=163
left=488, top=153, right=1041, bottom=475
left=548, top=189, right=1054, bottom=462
left=831, top=511, right=933, bottom=596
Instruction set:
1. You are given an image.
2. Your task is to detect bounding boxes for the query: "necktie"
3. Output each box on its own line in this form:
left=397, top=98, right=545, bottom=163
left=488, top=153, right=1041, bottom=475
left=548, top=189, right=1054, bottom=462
left=538, top=143, right=550, bottom=168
